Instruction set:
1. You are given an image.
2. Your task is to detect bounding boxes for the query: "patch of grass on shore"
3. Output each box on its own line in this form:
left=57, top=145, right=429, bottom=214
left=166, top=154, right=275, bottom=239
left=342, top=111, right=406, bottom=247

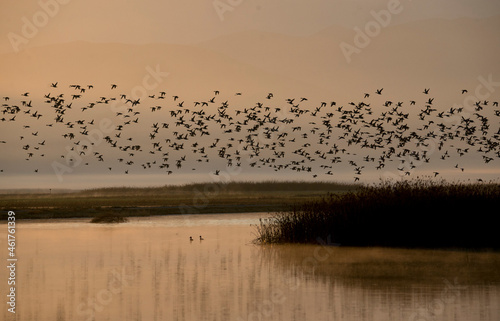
left=254, top=180, right=500, bottom=249
left=0, top=181, right=357, bottom=220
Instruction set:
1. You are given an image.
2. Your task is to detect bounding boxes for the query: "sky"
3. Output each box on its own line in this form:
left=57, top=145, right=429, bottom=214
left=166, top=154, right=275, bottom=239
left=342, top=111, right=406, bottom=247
left=1, top=0, right=500, bottom=189
left=1, top=0, right=500, bottom=53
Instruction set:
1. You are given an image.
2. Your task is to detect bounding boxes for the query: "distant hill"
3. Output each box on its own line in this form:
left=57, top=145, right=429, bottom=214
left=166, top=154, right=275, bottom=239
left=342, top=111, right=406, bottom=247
left=0, top=189, right=78, bottom=195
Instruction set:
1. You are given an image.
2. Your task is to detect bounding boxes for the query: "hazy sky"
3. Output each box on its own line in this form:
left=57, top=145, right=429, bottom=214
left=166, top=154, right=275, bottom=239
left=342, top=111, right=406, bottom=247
left=1, top=0, right=500, bottom=53
left=1, top=0, right=500, bottom=189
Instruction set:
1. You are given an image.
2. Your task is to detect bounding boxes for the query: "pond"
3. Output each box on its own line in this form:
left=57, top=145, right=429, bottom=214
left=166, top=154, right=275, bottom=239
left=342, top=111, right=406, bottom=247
left=1, top=213, right=499, bottom=320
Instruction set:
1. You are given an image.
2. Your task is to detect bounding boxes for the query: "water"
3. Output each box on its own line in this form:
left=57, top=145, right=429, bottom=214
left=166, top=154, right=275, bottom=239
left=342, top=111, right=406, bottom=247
left=1, top=213, right=499, bottom=321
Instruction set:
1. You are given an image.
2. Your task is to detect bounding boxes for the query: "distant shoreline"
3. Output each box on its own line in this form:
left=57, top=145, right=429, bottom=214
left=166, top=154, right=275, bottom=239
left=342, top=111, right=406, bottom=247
left=3, top=204, right=284, bottom=221
left=0, top=211, right=269, bottom=225
left=0, top=181, right=357, bottom=221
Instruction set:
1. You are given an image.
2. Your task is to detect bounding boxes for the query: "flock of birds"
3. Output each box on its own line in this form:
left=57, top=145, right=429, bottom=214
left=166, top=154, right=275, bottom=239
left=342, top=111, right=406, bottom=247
left=1, top=83, right=499, bottom=182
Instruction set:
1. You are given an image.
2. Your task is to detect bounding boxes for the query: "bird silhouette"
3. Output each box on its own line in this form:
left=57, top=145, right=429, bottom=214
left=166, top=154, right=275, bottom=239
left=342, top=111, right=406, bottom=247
left=1, top=84, right=498, bottom=182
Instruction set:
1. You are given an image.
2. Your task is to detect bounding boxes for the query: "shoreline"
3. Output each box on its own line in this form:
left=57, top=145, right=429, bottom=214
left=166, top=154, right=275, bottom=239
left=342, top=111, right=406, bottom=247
left=0, top=181, right=357, bottom=220
left=0, top=211, right=270, bottom=225
left=0, top=203, right=285, bottom=221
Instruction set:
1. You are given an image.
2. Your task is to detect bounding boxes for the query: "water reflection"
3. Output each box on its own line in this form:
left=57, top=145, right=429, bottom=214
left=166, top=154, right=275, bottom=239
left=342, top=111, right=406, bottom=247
left=258, top=244, right=500, bottom=320
left=1, top=213, right=499, bottom=321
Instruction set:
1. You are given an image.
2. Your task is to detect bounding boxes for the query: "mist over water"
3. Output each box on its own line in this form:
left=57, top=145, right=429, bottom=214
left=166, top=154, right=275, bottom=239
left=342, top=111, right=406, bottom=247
left=2, top=213, right=499, bottom=321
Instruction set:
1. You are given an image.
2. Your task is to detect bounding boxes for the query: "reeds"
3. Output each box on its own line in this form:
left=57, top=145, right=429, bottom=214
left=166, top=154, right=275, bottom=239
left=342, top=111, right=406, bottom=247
left=254, top=179, right=500, bottom=249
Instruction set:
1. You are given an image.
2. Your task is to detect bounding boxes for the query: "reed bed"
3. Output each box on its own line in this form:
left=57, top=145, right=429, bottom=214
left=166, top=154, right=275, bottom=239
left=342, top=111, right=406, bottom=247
left=254, top=179, right=500, bottom=249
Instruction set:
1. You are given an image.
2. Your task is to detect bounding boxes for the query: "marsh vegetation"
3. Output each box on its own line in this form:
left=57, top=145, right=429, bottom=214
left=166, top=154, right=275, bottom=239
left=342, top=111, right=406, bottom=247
left=0, top=181, right=356, bottom=220
left=255, top=179, right=500, bottom=249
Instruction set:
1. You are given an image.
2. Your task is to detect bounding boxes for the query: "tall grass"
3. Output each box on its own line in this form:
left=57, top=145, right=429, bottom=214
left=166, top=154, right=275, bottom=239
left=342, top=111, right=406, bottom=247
left=78, top=180, right=357, bottom=196
left=254, top=179, right=500, bottom=249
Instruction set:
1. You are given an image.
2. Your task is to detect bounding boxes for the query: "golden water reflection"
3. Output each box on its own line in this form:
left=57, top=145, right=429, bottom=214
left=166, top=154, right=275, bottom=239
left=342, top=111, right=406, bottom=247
left=1, top=213, right=499, bottom=321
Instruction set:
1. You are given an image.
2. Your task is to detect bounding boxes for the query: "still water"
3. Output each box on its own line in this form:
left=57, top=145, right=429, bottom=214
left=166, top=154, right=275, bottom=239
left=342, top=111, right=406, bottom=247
left=1, top=213, right=500, bottom=321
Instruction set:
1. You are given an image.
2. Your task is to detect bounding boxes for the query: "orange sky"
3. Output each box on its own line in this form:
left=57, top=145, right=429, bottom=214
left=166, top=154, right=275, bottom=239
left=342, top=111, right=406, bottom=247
left=1, top=0, right=500, bottom=53
left=1, top=1, right=499, bottom=189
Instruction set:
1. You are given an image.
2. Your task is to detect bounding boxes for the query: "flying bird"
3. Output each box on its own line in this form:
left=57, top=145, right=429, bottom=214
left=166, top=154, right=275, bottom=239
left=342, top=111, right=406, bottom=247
left=2, top=84, right=497, bottom=183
